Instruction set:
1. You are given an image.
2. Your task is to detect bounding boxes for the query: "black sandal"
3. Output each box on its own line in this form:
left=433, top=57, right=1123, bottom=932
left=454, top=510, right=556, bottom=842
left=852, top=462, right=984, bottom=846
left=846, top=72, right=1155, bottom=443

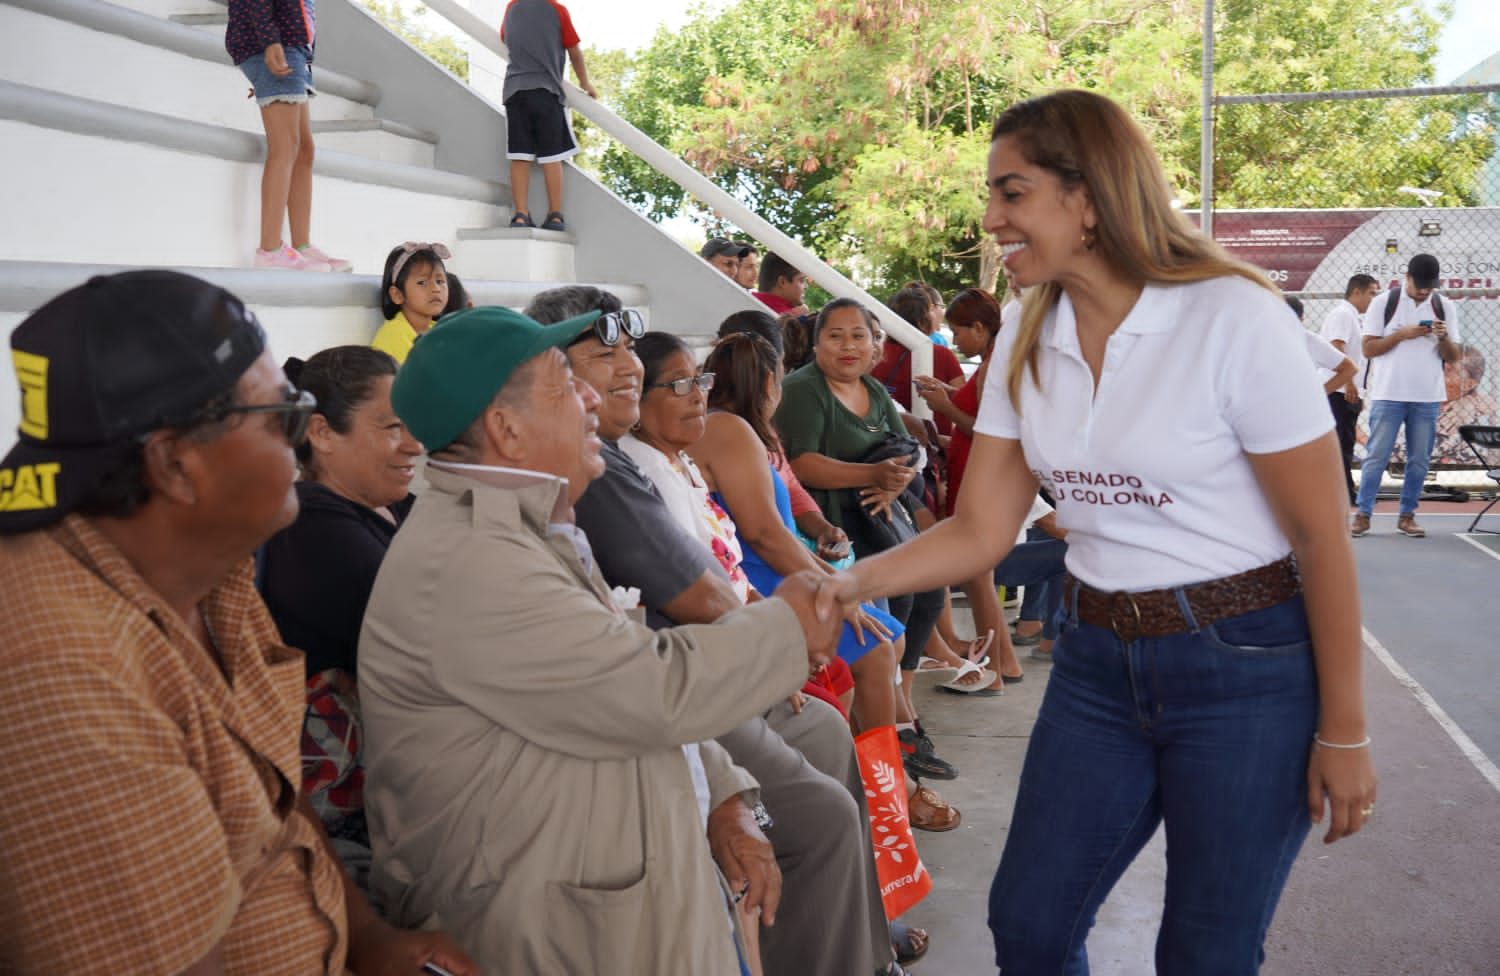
left=509, top=211, right=534, bottom=228
left=541, top=211, right=566, bottom=231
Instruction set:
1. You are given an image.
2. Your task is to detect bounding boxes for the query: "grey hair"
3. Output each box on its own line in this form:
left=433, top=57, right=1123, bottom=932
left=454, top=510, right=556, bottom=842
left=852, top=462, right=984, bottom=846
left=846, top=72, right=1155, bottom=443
left=523, top=285, right=623, bottom=325
left=432, top=355, right=546, bottom=459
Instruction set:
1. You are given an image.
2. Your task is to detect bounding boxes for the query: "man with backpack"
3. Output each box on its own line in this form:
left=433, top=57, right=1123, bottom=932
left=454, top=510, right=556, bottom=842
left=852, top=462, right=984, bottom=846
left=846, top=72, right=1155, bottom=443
left=1352, top=253, right=1463, bottom=538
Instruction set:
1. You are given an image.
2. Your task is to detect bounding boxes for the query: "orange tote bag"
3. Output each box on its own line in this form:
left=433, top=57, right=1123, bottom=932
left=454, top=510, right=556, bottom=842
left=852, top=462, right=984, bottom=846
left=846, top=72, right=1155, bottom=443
left=854, top=726, right=933, bottom=919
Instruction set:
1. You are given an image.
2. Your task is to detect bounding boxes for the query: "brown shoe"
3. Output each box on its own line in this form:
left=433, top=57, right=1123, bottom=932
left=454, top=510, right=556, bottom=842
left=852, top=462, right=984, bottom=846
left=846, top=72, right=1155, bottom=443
left=1351, top=513, right=1371, bottom=537
left=1397, top=513, right=1426, bottom=538
left=909, top=785, right=962, bottom=832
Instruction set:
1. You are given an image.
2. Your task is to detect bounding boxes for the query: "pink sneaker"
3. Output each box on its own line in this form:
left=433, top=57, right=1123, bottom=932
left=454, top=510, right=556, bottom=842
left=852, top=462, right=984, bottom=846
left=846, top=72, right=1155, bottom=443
left=297, top=243, right=353, bottom=273
left=254, top=243, right=332, bottom=272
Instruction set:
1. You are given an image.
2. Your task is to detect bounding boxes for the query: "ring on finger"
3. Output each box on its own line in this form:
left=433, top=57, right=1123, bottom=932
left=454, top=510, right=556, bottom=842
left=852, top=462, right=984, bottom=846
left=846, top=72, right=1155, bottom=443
left=1361, top=804, right=1375, bottom=817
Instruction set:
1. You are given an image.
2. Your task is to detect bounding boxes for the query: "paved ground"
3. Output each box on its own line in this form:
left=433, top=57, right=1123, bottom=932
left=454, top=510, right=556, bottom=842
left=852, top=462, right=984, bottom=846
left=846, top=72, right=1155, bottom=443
left=902, top=500, right=1500, bottom=975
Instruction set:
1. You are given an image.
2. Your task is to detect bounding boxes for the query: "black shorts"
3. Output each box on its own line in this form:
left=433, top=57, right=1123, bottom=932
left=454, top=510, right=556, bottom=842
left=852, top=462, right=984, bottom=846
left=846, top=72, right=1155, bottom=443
left=504, top=88, right=578, bottom=163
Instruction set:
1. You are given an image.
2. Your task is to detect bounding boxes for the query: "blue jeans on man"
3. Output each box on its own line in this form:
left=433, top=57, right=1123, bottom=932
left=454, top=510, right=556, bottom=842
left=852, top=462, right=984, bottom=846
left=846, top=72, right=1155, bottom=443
left=996, top=530, right=1067, bottom=640
left=988, top=593, right=1317, bottom=974
left=1355, top=400, right=1440, bottom=515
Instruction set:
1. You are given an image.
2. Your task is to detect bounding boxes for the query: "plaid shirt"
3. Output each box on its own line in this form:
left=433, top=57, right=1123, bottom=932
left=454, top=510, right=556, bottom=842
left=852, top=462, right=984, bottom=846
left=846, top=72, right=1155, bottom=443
left=0, top=516, right=348, bottom=974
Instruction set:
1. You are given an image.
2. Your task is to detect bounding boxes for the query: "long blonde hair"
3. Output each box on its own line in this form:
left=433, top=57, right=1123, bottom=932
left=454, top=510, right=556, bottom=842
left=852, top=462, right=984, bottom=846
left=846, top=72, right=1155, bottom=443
left=995, top=90, right=1278, bottom=410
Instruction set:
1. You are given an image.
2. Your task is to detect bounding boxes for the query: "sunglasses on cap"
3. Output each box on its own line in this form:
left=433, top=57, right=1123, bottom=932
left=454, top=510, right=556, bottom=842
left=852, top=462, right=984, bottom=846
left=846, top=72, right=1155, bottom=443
left=176, top=388, right=318, bottom=446
left=589, top=309, right=647, bottom=346
left=647, top=372, right=716, bottom=397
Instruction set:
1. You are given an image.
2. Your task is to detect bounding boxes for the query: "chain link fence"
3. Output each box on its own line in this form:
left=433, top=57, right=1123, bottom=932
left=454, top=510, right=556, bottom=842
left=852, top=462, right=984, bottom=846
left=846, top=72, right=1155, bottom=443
left=1198, top=86, right=1500, bottom=496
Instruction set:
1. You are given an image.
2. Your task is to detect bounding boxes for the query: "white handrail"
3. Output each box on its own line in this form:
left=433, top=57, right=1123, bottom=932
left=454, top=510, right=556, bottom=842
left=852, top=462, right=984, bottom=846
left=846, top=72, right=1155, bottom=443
left=419, top=0, right=936, bottom=403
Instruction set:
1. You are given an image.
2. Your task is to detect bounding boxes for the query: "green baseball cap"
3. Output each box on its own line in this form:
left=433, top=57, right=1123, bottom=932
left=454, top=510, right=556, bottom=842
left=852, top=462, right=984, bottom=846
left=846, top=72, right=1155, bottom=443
left=392, top=305, right=601, bottom=450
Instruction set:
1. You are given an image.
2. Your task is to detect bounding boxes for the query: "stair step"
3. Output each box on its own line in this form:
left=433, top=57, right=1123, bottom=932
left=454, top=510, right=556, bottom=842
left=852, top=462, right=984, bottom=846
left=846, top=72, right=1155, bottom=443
left=312, top=119, right=439, bottom=167
left=0, top=82, right=510, bottom=271
left=452, top=226, right=579, bottom=281
left=6, top=0, right=378, bottom=130
left=167, top=11, right=226, bottom=27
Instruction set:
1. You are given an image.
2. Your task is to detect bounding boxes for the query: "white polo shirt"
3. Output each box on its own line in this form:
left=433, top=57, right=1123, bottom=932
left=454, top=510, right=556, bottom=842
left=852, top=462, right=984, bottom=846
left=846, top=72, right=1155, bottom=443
left=975, top=277, right=1332, bottom=592
left=1318, top=299, right=1365, bottom=384
left=1360, top=289, right=1460, bottom=403
left=1303, top=330, right=1346, bottom=378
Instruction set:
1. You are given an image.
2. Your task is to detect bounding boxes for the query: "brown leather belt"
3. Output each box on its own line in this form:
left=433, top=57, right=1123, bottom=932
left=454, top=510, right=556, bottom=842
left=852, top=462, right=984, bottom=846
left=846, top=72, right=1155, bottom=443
left=1064, top=556, right=1301, bottom=642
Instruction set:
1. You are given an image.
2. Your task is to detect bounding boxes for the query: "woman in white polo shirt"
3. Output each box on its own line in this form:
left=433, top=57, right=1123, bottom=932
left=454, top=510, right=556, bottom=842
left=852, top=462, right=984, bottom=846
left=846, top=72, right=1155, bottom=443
left=817, top=89, right=1376, bottom=975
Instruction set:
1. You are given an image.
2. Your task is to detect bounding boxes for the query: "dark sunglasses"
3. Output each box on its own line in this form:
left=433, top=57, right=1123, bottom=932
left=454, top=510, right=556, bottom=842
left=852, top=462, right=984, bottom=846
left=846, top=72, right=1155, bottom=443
left=647, top=372, right=716, bottom=397
left=593, top=309, right=647, bottom=346
left=181, top=388, right=318, bottom=446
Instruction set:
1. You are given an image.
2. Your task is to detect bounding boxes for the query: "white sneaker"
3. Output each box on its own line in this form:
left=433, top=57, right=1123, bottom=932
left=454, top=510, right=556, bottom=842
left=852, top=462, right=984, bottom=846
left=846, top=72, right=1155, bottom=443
left=297, top=243, right=352, bottom=272
left=254, top=243, right=332, bottom=271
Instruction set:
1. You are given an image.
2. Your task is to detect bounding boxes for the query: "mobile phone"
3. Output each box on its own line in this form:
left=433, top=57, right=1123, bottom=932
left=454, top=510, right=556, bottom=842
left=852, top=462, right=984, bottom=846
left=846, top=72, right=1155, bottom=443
left=422, top=963, right=458, bottom=976
left=1418, top=319, right=1434, bottom=329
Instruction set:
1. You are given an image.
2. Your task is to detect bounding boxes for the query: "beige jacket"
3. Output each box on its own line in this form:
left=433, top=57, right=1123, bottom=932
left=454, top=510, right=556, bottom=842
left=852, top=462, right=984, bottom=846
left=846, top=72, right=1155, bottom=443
left=359, top=465, right=809, bottom=975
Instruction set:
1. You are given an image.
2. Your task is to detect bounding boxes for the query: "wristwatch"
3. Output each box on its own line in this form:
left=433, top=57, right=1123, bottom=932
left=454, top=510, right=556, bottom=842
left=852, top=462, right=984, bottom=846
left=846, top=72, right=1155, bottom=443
left=749, top=799, right=774, bottom=833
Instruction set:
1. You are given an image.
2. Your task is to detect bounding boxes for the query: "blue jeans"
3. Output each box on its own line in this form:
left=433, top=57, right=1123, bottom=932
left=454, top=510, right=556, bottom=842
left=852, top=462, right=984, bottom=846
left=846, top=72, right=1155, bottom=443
left=994, top=536, right=1068, bottom=640
left=988, top=593, right=1318, bottom=975
left=1355, top=399, right=1440, bottom=516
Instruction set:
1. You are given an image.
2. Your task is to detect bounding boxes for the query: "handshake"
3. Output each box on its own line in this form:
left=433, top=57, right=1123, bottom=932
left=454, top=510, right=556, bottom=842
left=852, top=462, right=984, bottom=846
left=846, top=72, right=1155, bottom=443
left=770, top=570, right=864, bottom=670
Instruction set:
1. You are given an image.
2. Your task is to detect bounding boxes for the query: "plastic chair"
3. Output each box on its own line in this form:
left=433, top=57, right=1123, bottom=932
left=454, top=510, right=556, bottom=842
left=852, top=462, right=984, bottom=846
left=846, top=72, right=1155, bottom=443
left=1457, top=426, right=1500, bottom=534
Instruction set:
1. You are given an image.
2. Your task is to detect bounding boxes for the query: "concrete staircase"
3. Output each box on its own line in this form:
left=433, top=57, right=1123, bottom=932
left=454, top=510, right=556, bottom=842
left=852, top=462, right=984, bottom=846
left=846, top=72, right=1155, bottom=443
left=0, top=0, right=759, bottom=439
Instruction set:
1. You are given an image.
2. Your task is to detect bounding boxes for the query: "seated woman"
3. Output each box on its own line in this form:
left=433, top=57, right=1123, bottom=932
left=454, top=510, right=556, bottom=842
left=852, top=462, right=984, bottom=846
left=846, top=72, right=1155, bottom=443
left=677, top=330, right=959, bottom=830
left=774, top=300, right=957, bottom=768
left=619, top=332, right=855, bottom=718
left=258, top=345, right=423, bottom=885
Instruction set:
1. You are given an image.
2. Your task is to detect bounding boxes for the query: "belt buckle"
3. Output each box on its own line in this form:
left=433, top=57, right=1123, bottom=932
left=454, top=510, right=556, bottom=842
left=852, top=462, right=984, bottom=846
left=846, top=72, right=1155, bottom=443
left=1107, top=591, right=1144, bottom=642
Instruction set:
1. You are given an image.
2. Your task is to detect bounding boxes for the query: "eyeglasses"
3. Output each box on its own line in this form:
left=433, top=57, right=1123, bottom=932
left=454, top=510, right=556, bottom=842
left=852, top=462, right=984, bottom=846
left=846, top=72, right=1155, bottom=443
left=594, top=309, right=647, bottom=346
left=183, top=388, right=319, bottom=446
left=647, top=372, right=715, bottom=397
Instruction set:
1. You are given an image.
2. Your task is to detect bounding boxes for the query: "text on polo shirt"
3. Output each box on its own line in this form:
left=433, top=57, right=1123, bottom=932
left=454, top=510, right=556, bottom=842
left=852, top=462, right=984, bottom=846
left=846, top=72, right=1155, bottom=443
left=1037, top=469, right=1175, bottom=508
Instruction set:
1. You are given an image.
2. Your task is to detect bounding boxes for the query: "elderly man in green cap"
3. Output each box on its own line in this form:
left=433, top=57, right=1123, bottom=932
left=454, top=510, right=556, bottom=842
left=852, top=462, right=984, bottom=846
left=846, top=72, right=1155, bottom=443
left=357, top=307, right=839, bottom=975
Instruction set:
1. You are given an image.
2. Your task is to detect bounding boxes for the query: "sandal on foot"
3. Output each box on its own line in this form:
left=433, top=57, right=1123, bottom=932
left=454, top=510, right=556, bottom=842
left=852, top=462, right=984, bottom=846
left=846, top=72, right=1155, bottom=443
left=541, top=211, right=567, bottom=231
left=890, top=921, right=929, bottom=964
left=1001, top=672, right=1024, bottom=685
left=964, top=629, right=995, bottom=665
left=509, top=211, right=534, bottom=228
left=1012, top=628, right=1043, bottom=646
left=909, top=785, right=961, bottom=832
left=916, top=656, right=958, bottom=673
left=936, top=660, right=998, bottom=694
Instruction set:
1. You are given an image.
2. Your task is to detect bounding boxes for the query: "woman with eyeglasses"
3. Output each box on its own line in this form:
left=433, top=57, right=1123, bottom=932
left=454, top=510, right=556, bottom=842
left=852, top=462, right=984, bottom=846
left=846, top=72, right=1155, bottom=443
left=678, top=331, right=959, bottom=833
left=258, top=344, right=422, bottom=888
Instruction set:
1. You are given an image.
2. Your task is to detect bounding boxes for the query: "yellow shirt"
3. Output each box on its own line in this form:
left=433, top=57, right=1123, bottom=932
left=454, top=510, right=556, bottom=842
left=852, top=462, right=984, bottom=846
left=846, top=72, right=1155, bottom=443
left=371, top=311, right=424, bottom=363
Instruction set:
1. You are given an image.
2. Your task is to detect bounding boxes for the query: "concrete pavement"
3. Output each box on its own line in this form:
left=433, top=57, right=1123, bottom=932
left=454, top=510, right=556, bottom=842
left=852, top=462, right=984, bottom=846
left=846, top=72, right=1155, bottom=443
left=903, top=508, right=1500, bottom=974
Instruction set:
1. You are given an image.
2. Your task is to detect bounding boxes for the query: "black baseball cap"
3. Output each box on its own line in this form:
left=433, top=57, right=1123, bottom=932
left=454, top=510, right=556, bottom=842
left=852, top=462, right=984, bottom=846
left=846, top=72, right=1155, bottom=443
left=1408, top=253, right=1441, bottom=289
left=0, top=270, right=266, bottom=534
left=701, top=237, right=752, bottom=261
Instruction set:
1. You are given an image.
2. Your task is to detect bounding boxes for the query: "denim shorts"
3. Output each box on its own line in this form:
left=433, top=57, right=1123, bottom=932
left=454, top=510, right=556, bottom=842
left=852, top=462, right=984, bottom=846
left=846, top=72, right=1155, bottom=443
left=239, top=45, right=317, bottom=107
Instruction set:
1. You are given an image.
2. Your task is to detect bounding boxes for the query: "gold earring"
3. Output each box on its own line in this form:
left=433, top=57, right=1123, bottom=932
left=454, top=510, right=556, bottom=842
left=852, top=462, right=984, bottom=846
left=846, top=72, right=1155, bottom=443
left=1081, top=229, right=1097, bottom=251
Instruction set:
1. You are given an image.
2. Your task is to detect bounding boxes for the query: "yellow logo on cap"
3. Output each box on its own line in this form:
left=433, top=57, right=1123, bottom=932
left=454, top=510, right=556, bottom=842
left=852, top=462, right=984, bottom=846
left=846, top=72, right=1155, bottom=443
left=0, top=462, right=61, bottom=512
left=14, top=350, right=48, bottom=439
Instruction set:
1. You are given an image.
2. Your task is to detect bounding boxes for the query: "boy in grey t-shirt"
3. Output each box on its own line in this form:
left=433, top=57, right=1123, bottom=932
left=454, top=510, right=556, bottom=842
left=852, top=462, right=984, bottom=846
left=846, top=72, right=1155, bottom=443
left=500, top=0, right=596, bottom=232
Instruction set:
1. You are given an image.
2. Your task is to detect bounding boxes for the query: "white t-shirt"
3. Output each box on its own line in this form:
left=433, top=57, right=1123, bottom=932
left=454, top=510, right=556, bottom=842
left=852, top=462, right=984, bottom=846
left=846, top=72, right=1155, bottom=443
left=1019, top=495, right=1053, bottom=545
left=974, top=277, right=1332, bottom=592
left=1360, top=289, right=1460, bottom=403
left=1318, top=299, right=1365, bottom=385
left=1303, top=330, right=1346, bottom=377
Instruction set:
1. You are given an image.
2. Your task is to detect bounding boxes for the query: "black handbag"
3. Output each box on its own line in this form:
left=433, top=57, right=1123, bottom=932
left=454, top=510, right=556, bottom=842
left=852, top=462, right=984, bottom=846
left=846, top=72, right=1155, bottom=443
left=841, top=433, right=923, bottom=558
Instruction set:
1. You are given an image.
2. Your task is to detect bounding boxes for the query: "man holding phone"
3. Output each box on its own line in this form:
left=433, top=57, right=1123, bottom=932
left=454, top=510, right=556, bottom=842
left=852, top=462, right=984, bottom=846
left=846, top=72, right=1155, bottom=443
left=1353, top=253, right=1463, bottom=538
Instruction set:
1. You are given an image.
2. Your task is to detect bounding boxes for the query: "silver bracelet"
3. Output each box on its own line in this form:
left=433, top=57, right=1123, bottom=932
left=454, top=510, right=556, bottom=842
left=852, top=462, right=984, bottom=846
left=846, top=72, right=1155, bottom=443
left=1314, top=735, right=1371, bottom=750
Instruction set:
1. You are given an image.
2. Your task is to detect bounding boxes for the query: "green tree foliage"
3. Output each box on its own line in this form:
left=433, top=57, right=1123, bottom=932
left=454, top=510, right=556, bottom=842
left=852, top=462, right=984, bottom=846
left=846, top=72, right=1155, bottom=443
left=596, top=0, right=1495, bottom=291
left=361, top=0, right=470, bottom=81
